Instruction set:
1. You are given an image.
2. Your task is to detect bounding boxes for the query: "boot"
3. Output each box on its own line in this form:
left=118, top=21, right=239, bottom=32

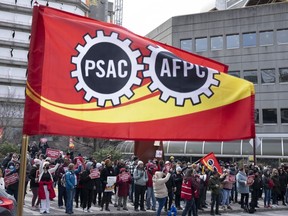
left=210, top=209, right=215, bottom=215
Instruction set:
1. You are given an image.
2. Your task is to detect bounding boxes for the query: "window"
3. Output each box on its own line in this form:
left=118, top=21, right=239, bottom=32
left=262, top=138, right=282, bottom=156
left=255, top=109, right=259, bottom=124
left=228, top=71, right=240, bottom=78
left=243, top=70, right=258, bottom=84
left=243, top=32, right=256, bottom=47
left=211, top=36, right=223, bottom=51
left=277, top=29, right=288, bottom=44
left=259, top=31, right=273, bottom=46
left=226, top=34, right=239, bottom=49
left=281, top=108, right=288, bottom=123
left=261, top=69, right=275, bottom=84
left=195, top=37, right=207, bottom=52
left=263, top=108, right=277, bottom=124
left=180, top=39, right=192, bottom=52
left=279, top=68, right=288, bottom=83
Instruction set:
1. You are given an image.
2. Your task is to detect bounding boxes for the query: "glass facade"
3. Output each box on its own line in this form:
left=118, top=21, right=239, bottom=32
left=180, top=39, right=192, bottom=52
left=243, top=32, right=256, bottom=47
left=243, top=70, right=258, bottom=84
left=226, top=34, right=240, bottom=49
left=228, top=71, right=240, bottom=78
left=259, top=31, right=273, bottom=46
left=211, top=36, right=223, bottom=50
left=263, top=108, right=277, bottom=124
left=195, top=37, right=207, bottom=52
left=277, top=29, right=288, bottom=44
left=279, top=68, right=288, bottom=83
left=281, top=108, right=288, bottom=123
left=261, top=69, right=276, bottom=84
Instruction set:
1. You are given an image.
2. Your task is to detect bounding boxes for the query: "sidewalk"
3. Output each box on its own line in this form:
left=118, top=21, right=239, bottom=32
left=22, top=189, right=288, bottom=216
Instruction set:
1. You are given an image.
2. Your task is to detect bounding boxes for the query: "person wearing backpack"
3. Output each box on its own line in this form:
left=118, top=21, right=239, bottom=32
left=65, top=163, right=82, bottom=215
left=80, top=162, right=95, bottom=212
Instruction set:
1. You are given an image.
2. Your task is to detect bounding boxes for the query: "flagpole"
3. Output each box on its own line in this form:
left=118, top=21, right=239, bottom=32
left=253, top=138, right=257, bottom=165
left=17, top=135, right=29, bottom=216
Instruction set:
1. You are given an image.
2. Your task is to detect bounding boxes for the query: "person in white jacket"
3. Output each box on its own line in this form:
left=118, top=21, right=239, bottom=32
left=153, top=171, right=171, bottom=216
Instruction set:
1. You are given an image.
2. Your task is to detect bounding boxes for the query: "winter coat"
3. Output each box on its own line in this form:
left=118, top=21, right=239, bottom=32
left=271, top=174, right=281, bottom=195
left=236, top=171, right=249, bottom=194
left=209, top=175, right=222, bottom=195
left=65, top=165, right=82, bottom=190
left=278, top=172, right=288, bottom=192
left=116, top=172, right=131, bottom=197
left=173, top=172, right=183, bottom=196
left=165, top=174, right=175, bottom=193
left=133, top=166, right=148, bottom=186
left=80, top=170, right=95, bottom=190
left=262, top=169, right=271, bottom=190
left=100, top=166, right=115, bottom=191
left=153, top=172, right=171, bottom=198
left=29, top=165, right=39, bottom=188
left=38, top=180, right=55, bottom=199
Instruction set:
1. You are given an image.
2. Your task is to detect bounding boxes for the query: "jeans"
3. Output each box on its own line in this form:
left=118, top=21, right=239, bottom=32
left=264, top=188, right=271, bottom=206
left=156, top=197, right=167, bottom=216
left=211, top=193, right=220, bottom=214
left=221, top=189, right=231, bottom=206
left=66, top=188, right=75, bottom=214
left=146, top=187, right=156, bottom=209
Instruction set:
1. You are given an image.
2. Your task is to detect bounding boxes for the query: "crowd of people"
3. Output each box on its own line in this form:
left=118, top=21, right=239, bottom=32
left=0, top=141, right=288, bottom=216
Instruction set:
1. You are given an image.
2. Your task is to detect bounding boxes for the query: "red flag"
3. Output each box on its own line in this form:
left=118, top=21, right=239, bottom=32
left=200, top=152, right=222, bottom=174
left=23, top=6, right=255, bottom=141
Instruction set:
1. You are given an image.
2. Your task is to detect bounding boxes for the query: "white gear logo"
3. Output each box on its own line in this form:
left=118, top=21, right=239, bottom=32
left=71, top=30, right=143, bottom=107
left=143, top=45, right=220, bottom=106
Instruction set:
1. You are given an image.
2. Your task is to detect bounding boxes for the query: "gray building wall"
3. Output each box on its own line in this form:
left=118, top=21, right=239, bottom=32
left=146, top=2, right=288, bottom=136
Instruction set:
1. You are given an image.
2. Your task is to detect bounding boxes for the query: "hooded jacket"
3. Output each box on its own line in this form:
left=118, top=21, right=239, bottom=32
left=153, top=172, right=171, bottom=198
left=133, top=165, right=148, bottom=186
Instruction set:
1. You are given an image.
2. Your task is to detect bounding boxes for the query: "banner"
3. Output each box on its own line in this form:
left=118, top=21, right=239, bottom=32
left=200, top=152, right=222, bottom=174
left=4, top=173, right=19, bottom=186
left=46, top=148, right=61, bottom=161
left=23, top=5, right=255, bottom=141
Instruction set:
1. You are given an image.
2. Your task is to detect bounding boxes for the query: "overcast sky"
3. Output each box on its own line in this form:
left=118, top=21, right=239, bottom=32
left=121, top=0, right=215, bottom=36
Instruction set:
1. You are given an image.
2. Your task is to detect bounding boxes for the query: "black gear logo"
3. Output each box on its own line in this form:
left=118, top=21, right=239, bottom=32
left=143, top=45, right=220, bottom=106
left=70, top=31, right=143, bottom=107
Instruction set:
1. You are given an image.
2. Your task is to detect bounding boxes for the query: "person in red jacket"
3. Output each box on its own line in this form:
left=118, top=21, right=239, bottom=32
left=116, top=168, right=131, bottom=211
left=146, top=162, right=157, bottom=211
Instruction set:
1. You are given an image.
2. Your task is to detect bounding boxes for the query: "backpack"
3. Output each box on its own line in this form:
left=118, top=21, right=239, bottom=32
left=61, top=173, right=66, bottom=187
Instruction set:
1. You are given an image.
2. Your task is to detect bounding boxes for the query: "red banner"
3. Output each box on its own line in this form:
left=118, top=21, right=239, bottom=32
left=23, top=5, right=255, bottom=141
left=46, top=148, right=61, bottom=160
left=4, top=173, right=19, bottom=186
left=200, top=152, right=222, bottom=174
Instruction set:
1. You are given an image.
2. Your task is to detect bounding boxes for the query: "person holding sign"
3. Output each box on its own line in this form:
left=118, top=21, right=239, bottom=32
left=100, top=159, right=115, bottom=211
left=4, top=161, right=20, bottom=201
left=116, top=168, right=131, bottom=211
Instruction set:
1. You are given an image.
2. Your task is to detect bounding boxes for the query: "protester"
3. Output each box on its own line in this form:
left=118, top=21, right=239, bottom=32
left=209, top=171, right=224, bottom=215
left=146, top=162, right=157, bottom=211
left=92, top=162, right=103, bottom=207
left=5, top=161, right=20, bottom=201
left=38, top=160, right=60, bottom=214
left=80, top=161, right=94, bottom=212
left=262, top=168, right=273, bottom=208
left=181, top=169, right=197, bottom=216
left=278, top=167, right=287, bottom=206
left=100, top=159, right=115, bottom=211
left=116, top=167, right=131, bottom=211
left=236, top=167, right=249, bottom=211
left=29, top=158, right=41, bottom=210
left=153, top=169, right=171, bottom=216
left=173, top=166, right=183, bottom=210
left=271, top=168, right=281, bottom=206
left=65, top=162, right=82, bottom=214
left=133, top=160, right=148, bottom=211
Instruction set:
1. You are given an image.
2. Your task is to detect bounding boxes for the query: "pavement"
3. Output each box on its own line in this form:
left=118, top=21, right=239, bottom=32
left=21, top=188, right=288, bottom=216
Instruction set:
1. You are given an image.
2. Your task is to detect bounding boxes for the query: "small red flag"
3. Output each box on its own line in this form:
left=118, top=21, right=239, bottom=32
left=200, top=152, right=222, bottom=174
